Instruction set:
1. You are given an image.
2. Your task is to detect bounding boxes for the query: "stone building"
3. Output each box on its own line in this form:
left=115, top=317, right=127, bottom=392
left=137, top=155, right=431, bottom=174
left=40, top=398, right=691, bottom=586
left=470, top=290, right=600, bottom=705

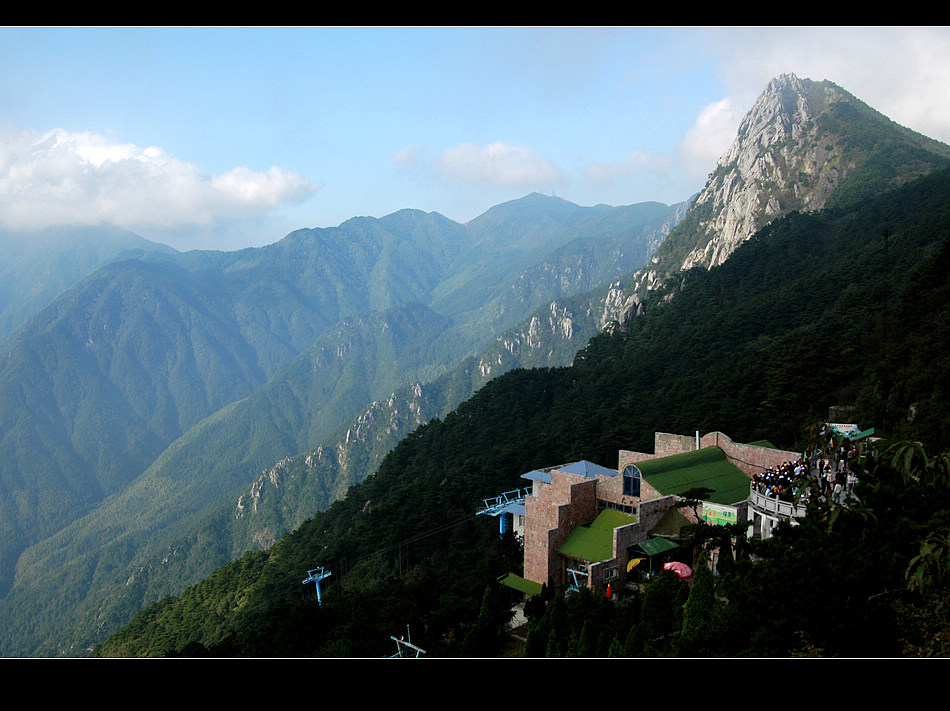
left=506, top=431, right=799, bottom=598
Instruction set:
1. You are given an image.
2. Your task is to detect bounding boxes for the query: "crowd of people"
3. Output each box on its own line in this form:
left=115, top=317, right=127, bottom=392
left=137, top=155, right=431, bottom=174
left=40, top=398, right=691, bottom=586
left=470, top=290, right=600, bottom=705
left=752, top=443, right=860, bottom=506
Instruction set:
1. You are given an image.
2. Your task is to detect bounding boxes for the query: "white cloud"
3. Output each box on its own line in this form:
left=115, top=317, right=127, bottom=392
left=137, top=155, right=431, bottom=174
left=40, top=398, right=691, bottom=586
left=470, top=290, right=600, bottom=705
left=0, top=128, right=320, bottom=233
left=705, top=27, right=950, bottom=146
left=678, top=97, right=745, bottom=176
left=391, top=145, right=421, bottom=167
left=436, top=140, right=564, bottom=189
left=581, top=100, right=741, bottom=201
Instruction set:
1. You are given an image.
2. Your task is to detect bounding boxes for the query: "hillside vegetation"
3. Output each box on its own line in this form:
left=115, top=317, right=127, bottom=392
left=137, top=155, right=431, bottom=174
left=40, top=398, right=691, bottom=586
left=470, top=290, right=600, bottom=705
left=0, top=195, right=678, bottom=657
left=94, top=163, right=950, bottom=657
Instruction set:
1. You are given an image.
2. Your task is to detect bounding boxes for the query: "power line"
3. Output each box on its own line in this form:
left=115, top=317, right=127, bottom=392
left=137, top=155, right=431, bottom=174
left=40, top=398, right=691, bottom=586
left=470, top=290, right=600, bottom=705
left=311, top=512, right=476, bottom=586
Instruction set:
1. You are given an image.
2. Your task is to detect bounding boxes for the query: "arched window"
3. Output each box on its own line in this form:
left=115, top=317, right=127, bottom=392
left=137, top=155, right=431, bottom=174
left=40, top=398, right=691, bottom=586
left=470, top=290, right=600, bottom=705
left=623, top=465, right=641, bottom=497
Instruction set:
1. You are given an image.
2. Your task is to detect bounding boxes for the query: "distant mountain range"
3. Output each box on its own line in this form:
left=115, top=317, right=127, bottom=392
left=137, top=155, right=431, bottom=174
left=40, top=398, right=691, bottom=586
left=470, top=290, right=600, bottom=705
left=0, top=189, right=680, bottom=656
left=7, top=72, right=950, bottom=656
left=91, top=74, right=950, bottom=658
left=0, top=225, right=177, bottom=343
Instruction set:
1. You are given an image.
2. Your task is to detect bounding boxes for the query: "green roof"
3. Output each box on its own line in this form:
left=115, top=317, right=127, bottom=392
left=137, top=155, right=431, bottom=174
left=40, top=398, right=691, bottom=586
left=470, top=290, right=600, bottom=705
left=498, top=573, right=543, bottom=596
left=634, top=447, right=750, bottom=505
left=648, top=506, right=692, bottom=537
left=557, top=509, right=637, bottom=563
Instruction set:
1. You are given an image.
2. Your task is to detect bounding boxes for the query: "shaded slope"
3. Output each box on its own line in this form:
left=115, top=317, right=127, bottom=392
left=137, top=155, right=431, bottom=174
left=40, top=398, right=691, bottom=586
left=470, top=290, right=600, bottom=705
left=0, top=195, right=680, bottom=656
left=94, top=164, right=950, bottom=658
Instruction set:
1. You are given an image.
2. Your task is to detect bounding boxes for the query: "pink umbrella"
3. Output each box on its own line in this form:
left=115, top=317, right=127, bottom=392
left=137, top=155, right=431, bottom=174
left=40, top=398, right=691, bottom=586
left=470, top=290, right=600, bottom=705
left=663, top=561, right=693, bottom=578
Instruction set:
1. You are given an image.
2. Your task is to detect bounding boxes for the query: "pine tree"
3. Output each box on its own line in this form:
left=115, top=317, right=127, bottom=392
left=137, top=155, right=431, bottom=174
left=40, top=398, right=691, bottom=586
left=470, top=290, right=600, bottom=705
left=680, top=550, right=717, bottom=653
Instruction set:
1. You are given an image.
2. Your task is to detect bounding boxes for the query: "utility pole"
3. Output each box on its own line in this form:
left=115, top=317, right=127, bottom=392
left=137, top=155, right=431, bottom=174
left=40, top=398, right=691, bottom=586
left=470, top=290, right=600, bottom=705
left=882, top=219, right=890, bottom=351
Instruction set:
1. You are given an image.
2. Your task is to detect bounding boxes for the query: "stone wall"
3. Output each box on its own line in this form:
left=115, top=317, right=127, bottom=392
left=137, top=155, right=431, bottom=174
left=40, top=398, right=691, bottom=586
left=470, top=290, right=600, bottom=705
left=655, top=431, right=701, bottom=457
left=698, top=431, right=800, bottom=476
left=523, top=470, right=598, bottom=585
left=521, top=432, right=798, bottom=589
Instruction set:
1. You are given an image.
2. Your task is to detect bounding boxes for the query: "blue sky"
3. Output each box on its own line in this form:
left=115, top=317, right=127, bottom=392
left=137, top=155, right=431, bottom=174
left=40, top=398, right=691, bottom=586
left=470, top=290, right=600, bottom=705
left=2, top=26, right=950, bottom=251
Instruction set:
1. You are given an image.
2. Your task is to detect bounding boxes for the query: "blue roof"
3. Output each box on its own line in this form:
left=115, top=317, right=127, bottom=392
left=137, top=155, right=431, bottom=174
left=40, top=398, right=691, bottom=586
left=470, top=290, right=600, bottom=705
left=557, top=460, right=618, bottom=478
left=521, top=461, right=616, bottom=484
left=522, top=469, right=552, bottom=483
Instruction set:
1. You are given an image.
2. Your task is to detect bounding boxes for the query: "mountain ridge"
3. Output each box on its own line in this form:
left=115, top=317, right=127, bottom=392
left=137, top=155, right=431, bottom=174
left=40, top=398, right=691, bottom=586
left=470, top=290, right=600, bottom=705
left=0, top=192, right=680, bottom=656
left=619, top=73, right=950, bottom=321
left=93, top=157, right=950, bottom=656
left=0, top=225, right=179, bottom=344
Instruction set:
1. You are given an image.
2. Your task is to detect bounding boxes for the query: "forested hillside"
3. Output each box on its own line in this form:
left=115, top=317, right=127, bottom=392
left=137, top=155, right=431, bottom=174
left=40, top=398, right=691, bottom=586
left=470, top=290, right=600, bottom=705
left=0, top=194, right=679, bottom=657
left=94, top=163, right=950, bottom=657
left=0, top=225, right=177, bottom=343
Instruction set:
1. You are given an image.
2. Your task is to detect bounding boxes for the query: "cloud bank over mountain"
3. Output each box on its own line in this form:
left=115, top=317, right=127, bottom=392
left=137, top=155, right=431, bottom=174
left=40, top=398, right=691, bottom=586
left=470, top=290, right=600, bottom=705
left=0, top=128, right=320, bottom=238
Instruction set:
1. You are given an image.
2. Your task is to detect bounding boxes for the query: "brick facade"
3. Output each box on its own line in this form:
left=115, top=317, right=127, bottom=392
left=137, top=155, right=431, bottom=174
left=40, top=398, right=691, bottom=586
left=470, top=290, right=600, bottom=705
left=523, top=468, right=599, bottom=585
left=619, top=431, right=799, bottom=478
left=520, top=431, right=798, bottom=593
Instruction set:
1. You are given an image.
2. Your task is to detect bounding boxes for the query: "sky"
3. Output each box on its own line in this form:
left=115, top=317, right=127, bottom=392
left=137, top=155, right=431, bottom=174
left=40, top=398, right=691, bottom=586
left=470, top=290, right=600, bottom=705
left=2, top=26, right=950, bottom=252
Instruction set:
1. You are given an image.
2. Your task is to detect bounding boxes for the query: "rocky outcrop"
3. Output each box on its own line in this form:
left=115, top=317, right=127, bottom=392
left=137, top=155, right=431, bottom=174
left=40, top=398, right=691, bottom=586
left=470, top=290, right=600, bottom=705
left=681, top=74, right=851, bottom=270
left=617, top=73, right=950, bottom=324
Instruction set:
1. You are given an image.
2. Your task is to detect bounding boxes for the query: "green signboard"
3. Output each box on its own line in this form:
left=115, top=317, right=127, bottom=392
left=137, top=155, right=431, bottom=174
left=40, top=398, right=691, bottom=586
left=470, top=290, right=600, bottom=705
left=701, top=502, right=738, bottom=526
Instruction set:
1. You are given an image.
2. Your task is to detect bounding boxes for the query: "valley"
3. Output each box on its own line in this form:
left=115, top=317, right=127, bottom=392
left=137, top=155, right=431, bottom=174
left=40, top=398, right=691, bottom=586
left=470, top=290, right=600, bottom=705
left=4, top=72, right=950, bottom=657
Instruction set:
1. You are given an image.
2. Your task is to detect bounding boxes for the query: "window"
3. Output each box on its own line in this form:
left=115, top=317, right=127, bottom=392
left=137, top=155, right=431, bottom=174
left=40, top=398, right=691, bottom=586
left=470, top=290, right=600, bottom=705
left=623, top=465, right=641, bottom=497
left=599, top=499, right=634, bottom=514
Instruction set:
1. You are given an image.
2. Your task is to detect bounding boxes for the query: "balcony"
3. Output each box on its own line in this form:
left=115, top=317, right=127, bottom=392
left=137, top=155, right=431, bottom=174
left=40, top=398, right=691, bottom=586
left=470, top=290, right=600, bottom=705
left=748, top=488, right=808, bottom=520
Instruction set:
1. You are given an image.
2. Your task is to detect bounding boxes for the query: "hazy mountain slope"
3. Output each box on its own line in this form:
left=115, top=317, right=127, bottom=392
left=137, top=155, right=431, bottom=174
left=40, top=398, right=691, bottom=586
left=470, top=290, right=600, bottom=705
left=434, top=200, right=677, bottom=353
left=0, top=259, right=269, bottom=593
left=0, top=194, right=681, bottom=656
left=146, top=210, right=472, bottom=373
left=0, top=211, right=471, bottom=600
left=0, top=225, right=178, bottom=344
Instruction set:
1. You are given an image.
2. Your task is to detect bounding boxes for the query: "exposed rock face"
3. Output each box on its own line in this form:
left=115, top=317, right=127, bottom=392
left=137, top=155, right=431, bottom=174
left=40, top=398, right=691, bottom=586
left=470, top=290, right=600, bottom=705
left=683, top=74, right=851, bottom=271
left=232, top=73, right=950, bottom=534
left=618, top=73, right=912, bottom=323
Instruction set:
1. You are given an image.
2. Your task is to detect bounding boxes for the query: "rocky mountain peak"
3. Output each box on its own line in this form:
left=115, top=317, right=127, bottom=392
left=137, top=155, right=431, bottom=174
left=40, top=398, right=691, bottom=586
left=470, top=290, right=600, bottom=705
left=683, top=74, right=847, bottom=268
left=617, top=73, right=950, bottom=325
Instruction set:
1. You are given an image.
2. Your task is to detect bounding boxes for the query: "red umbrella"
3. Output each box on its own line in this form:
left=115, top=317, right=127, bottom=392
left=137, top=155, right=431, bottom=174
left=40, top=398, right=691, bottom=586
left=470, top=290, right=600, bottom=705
left=663, top=561, right=693, bottom=578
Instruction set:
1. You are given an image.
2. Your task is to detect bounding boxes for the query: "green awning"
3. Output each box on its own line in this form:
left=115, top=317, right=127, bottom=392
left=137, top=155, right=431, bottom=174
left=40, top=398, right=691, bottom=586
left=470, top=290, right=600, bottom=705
left=853, top=427, right=888, bottom=441
left=498, top=573, right=543, bottom=596
left=633, top=537, right=680, bottom=557
left=557, top=509, right=637, bottom=563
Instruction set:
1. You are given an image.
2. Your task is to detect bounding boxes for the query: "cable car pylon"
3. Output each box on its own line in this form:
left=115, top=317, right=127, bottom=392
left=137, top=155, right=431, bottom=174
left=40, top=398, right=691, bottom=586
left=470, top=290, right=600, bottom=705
left=387, top=625, right=426, bottom=658
left=302, top=567, right=331, bottom=605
